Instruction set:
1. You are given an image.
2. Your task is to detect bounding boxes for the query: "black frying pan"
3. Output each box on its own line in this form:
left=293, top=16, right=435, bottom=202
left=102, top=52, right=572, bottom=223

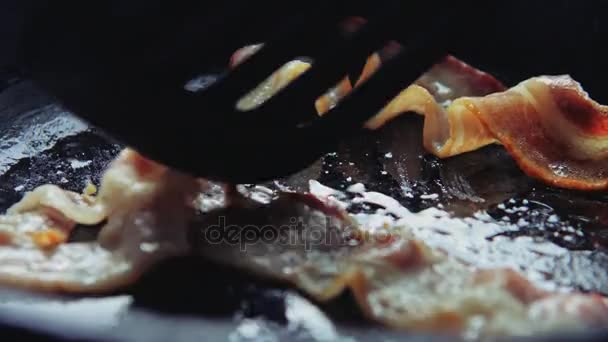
left=2, top=1, right=608, bottom=341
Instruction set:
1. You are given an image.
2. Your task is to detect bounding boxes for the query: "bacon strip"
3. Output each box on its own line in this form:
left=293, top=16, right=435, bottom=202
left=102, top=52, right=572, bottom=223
left=467, top=76, right=608, bottom=190
left=0, top=149, right=199, bottom=292
left=194, top=189, right=608, bottom=338
left=371, top=74, right=608, bottom=190
left=354, top=56, right=608, bottom=190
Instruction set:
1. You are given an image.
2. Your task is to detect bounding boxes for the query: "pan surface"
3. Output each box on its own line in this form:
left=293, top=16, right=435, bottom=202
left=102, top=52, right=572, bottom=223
left=1, top=77, right=608, bottom=342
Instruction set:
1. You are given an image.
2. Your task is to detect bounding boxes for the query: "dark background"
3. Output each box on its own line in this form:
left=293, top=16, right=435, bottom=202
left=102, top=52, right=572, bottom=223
left=2, top=1, right=607, bottom=94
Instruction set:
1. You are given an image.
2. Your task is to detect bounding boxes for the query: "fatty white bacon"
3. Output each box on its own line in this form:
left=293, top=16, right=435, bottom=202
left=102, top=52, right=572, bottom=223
left=195, top=189, right=608, bottom=339
left=0, top=149, right=199, bottom=292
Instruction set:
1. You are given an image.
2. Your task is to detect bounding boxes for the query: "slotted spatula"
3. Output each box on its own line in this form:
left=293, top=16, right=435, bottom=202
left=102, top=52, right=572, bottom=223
left=16, top=0, right=479, bottom=183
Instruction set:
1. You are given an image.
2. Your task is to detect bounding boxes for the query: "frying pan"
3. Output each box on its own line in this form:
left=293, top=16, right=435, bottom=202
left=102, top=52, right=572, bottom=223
left=2, top=1, right=608, bottom=341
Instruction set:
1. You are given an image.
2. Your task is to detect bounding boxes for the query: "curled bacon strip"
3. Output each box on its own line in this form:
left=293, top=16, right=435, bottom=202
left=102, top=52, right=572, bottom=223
left=350, top=55, right=608, bottom=190
left=371, top=72, right=608, bottom=190
left=356, top=54, right=504, bottom=157
left=467, top=76, right=608, bottom=190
